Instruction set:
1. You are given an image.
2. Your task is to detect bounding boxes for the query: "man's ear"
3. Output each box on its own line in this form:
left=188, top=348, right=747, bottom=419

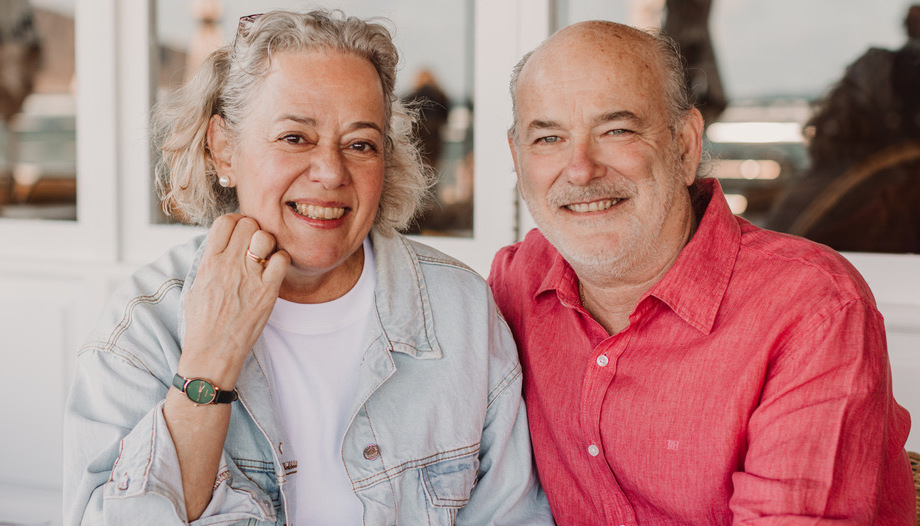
left=207, top=115, right=234, bottom=177
left=507, top=133, right=523, bottom=193
left=677, top=108, right=704, bottom=186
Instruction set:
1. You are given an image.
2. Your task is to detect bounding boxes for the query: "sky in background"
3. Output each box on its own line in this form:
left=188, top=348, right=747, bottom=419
left=31, top=0, right=917, bottom=102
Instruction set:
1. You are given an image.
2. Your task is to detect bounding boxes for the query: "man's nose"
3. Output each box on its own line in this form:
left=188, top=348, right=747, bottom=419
left=564, top=139, right=605, bottom=185
left=308, top=145, right=349, bottom=188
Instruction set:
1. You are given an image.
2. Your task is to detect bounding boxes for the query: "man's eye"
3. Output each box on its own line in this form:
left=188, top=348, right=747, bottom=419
left=535, top=136, right=561, bottom=144
left=606, top=129, right=632, bottom=136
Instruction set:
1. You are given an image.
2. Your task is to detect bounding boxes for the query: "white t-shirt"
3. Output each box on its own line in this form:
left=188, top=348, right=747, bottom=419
left=262, top=239, right=376, bottom=525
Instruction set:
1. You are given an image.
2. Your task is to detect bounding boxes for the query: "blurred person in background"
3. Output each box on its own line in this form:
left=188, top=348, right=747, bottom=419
left=766, top=4, right=920, bottom=253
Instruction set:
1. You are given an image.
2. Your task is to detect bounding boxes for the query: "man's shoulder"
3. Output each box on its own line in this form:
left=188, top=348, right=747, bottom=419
left=490, top=229, right=557, bottom=287
left=736, top=221, right=876, bottom=306
left=489, top=229, right=561, bottom=322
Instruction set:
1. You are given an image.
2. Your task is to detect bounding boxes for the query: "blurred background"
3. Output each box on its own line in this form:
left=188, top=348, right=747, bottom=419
left=2, top=0, right=917, bottom=246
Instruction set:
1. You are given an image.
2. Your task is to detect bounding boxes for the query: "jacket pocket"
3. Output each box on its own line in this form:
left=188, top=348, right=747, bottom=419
left=420, top=453, right=479, bottom=509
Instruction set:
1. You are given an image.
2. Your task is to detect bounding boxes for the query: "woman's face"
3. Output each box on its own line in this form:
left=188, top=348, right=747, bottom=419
left=216, top=50, right=386, bottom=296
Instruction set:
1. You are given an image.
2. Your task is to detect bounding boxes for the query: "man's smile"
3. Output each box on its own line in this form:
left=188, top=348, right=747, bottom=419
left=564, top=198, right=621, bottom=213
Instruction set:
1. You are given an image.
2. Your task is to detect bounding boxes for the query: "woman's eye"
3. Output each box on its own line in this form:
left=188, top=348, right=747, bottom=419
left=349, top=141, right=377, bottom=153
left=281, top=134, right=304, bottom=144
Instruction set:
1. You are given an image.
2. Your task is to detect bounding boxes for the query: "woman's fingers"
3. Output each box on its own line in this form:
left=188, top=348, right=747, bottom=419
left=187, top=213, right=286, bottom=340
left=263, top=249, right=290, bottom=284
left=224, top=216, right=260, bottom=256
left=246, top=229, right=276, bottom=270
left=203, top=213, right=244, bottom=256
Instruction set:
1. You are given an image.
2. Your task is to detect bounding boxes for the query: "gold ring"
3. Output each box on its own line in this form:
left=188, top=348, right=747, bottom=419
left=246, top=250, right=268, bottom=267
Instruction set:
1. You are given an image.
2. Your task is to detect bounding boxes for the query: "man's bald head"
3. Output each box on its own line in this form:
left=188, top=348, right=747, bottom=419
left=508, top=21, right=693, bottom=142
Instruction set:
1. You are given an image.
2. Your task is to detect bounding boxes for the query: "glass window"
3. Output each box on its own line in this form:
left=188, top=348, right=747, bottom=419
left=0, top=0, right=76, bottom=221
left=153, top=0, right=475, bottom=237
left=560, top=0, right=919, bottom=254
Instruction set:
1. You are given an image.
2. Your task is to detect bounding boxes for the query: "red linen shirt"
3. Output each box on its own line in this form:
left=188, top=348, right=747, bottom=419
left=488, top=179, right=914, bottom=525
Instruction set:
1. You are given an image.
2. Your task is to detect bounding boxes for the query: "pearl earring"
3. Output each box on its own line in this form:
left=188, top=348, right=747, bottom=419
left=218, top=175, right=231, bottom=188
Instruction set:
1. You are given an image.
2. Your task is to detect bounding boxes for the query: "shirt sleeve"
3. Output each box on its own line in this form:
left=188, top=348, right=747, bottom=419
left=455, top=295, right=555, bottom=525
left=63, top=348, right=276, bottom=526
left=728, top=298, right=914, bottom=524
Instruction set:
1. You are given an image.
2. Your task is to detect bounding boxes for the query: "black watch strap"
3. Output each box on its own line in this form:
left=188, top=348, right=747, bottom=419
left=172, top=373, right=238, bottom=405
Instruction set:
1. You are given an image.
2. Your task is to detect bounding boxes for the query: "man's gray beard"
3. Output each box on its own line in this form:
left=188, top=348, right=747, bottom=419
left=524, top=157, right=684, bottom=282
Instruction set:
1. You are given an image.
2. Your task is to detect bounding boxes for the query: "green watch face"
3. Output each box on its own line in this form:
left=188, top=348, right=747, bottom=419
left=186, top=378, right=217, bottom=404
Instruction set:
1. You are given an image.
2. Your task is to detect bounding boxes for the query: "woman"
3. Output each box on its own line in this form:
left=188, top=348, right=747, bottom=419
left=64, top=10, right=551, bottom=526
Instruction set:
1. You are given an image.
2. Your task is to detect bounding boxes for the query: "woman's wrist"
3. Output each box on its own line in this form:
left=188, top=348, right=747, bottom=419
left=176, top=348, right=245, bottom=391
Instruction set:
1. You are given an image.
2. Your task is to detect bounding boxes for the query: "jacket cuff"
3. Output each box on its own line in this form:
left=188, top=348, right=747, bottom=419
left=103, top=401, right=276, bottom=525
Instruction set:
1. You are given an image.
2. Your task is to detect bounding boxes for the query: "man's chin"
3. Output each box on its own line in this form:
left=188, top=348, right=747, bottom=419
left=545, top=232, right=626, bottom=272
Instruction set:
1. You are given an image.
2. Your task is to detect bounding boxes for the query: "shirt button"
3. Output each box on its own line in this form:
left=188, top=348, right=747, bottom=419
left=588, top=444, right=600, bottom=457
left=596, top=355, right=609, bottom=367
left=363, top=444, right=380, bottom=460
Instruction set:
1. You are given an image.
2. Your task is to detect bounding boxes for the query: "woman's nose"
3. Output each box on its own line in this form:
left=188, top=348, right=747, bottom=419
left=308, top=145, right=349, bottom=188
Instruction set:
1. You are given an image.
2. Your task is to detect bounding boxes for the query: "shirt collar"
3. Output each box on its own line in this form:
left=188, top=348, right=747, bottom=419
left=533, top=178, right=739, bottom=334
left=647, top=178, right=739, bottom=334
left=535, top=241, right=583, bottom=309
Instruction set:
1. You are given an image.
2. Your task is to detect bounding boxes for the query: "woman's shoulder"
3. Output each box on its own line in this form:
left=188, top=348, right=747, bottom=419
left=112, top=234, right=205, bottom=303
left=79, top=234, right=206, bottom=363
left=405, top=238, right=477, bottom=273
left=374, top=231, right=482, bottom=281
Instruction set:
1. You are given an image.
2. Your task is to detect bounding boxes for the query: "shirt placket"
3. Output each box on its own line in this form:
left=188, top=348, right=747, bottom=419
left=580, top=328, right=638, bottom=526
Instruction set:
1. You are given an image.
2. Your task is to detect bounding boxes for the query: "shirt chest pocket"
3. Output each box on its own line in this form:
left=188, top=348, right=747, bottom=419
left=420, top=454, right=479, bottom=513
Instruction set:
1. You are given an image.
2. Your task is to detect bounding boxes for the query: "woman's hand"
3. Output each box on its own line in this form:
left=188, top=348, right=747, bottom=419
left=179, top=213, right=290, bottom=389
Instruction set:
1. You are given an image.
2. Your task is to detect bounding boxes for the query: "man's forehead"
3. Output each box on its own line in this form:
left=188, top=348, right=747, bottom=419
left=519, top=23, right=661, bottom=91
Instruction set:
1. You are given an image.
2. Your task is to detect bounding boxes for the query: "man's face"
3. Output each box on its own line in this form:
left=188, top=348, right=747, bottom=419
left=510, top=29, right=701, bottom=280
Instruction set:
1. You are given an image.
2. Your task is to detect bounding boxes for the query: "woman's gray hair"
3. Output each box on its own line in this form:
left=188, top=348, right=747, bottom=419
left=153, top=9, right=429, bottom=233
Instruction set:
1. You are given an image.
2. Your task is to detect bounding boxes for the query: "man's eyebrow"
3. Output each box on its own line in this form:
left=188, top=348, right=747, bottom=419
left=523, top=112, right=644, bottom=135
left=524, top=119, right=563, bottom=133
left=593, top=110, right=641, bottom=126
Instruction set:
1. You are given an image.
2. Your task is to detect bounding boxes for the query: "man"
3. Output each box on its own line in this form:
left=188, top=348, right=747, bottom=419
left=488, top=20, right=915, bottom=524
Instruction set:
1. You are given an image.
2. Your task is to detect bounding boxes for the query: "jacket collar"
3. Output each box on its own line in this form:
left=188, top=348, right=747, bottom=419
left=177, top=228, right=442, bottom=360
left=173, top=229, right=442, bottom=457
left=368, top=229, right=443, bottom=359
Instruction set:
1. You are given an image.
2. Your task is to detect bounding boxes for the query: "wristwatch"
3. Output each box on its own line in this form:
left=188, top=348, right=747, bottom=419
left=172, top=373, right=238, bottom=405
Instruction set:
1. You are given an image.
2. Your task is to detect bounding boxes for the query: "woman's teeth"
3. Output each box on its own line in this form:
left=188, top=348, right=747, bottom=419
left=566, top=199, right=618, bottom=213
left=292, top=203, right=346, bottom=220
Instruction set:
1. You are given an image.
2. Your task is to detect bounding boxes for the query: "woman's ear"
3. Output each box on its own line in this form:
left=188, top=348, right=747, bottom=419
left=207, top=115, right=234, bottom=176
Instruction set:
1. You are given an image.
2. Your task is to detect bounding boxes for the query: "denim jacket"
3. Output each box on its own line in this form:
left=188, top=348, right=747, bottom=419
left=64, top=230, right=552, bottom=525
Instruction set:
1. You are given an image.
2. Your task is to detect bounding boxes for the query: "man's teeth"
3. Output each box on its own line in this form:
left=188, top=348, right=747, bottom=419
left=566, top=199, right=617, bottom=213
left=293, top=203, right=346, bottom=220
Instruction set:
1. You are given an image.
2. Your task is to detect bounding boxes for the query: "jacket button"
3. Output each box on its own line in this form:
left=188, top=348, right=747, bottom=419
left=363, top=444, right=380, bottom=460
